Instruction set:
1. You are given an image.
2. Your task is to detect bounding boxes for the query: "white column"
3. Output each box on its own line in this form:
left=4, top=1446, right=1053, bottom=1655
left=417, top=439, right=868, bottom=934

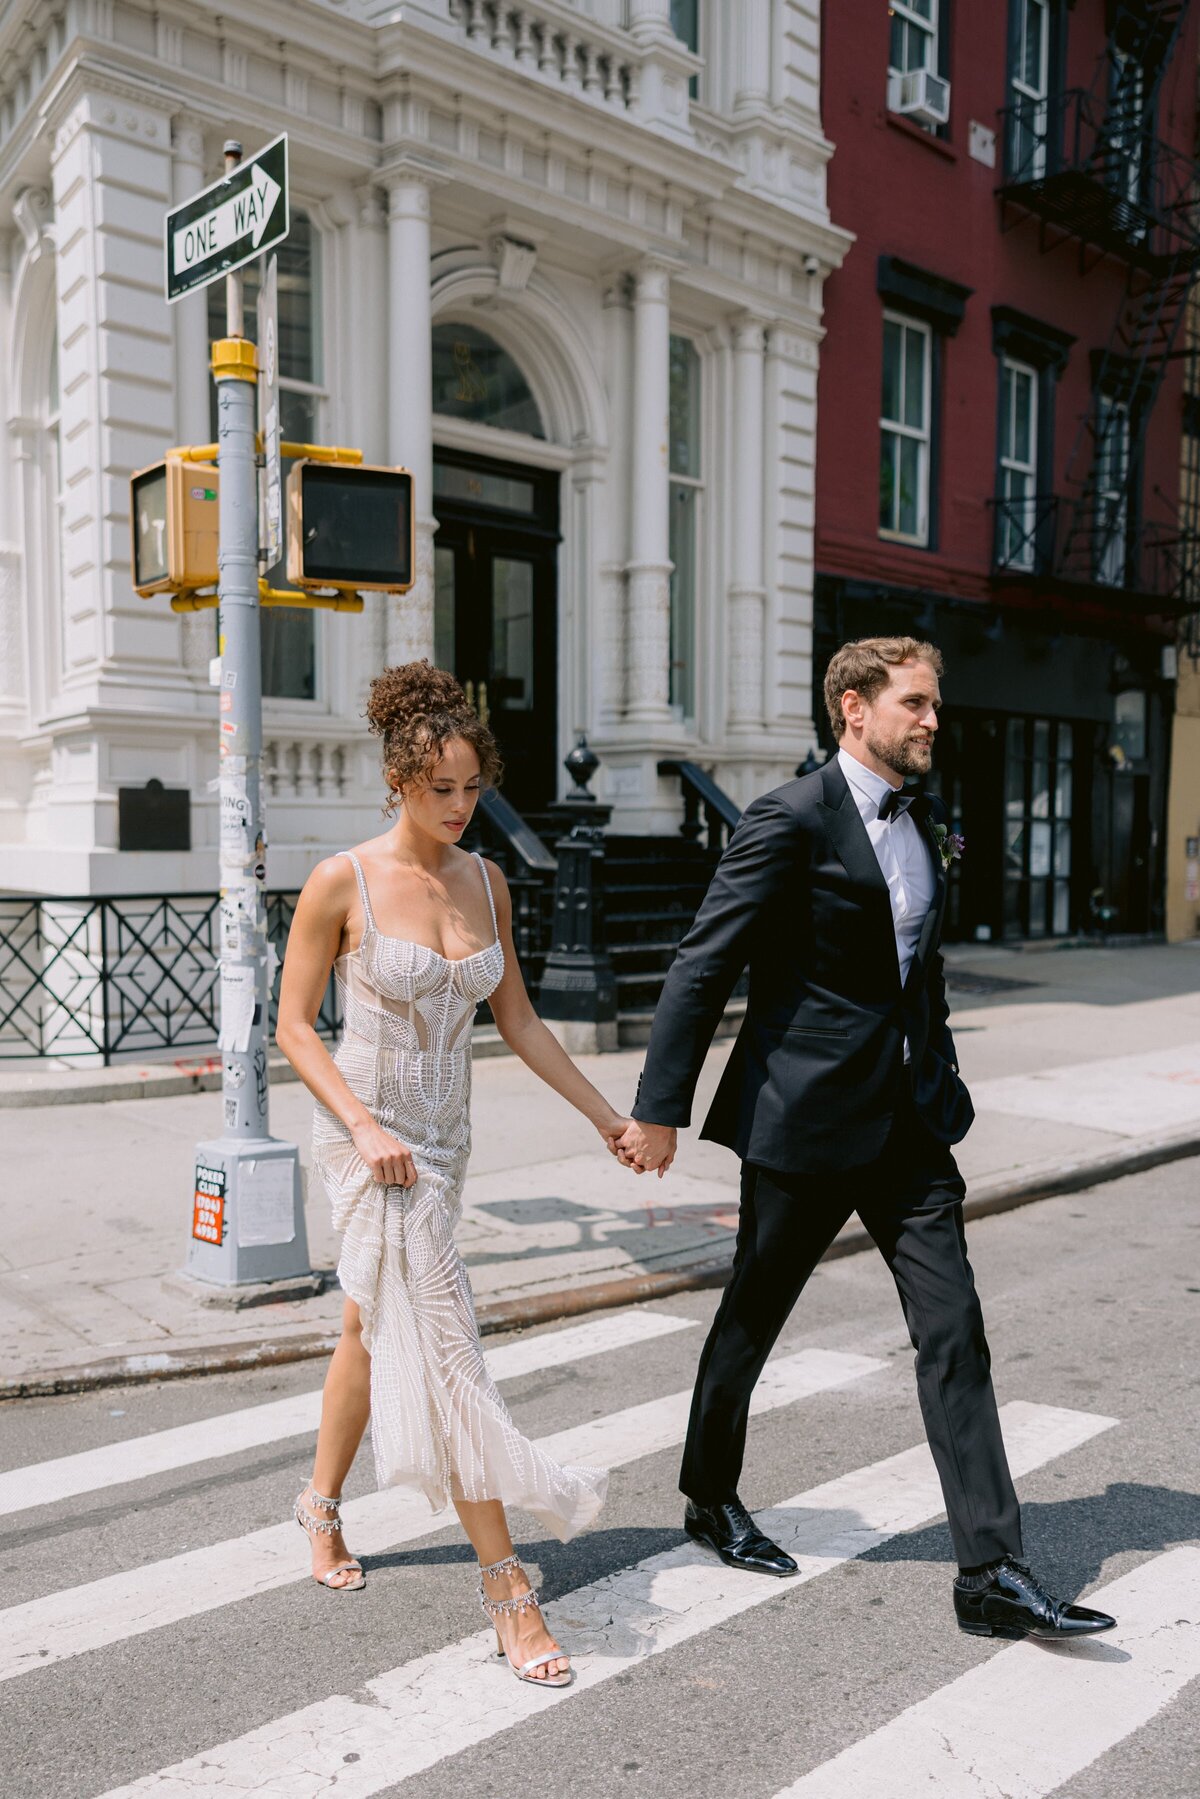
left=171, top=121, right=210, bottom=443
left=350, top=186, right=389, bottom=463
left=347, top=184, right=390, bottom=696
left=385, top=171, right=436, bottom=667
left=598, top=274, right=633, bottom=726
left=627, top=0, right=673, bottom=42
left=0, top=229, right=23, bottom=724
left=625, top=261, right=673, bottom=728
left=727, top=317, right=766, bottom=734
left=732, top=0, right=772, bottom=113
left=49, top=84, right=177, bottom=692
left=765, top=325, right=821, bottom=746
left=171, top=119, right=214, bottom=680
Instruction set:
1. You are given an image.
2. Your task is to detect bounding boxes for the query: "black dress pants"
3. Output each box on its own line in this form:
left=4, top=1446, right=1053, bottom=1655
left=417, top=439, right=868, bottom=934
left=679, top=1100, right=1023, bottom=1569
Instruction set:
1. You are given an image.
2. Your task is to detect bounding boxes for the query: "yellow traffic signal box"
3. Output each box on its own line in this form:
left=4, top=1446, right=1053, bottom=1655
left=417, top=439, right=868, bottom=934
left=130, top=460, right=220, bottom=597
left=286, top=461, right=415, bottom=593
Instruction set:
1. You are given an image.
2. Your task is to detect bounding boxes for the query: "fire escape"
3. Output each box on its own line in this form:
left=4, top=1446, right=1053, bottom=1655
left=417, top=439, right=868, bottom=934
left=994, top=0, right=1200, bottom=620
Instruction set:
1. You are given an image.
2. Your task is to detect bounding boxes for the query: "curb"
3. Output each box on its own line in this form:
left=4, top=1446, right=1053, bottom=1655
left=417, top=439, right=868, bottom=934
left=4, top=1126, right=1198, bottom=1402
left=0, top=1032, right=514, bottom=1110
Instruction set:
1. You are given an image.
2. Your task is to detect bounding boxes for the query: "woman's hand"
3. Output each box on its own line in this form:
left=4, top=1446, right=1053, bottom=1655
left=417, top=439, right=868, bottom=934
left=598, top=1114, right=633, bottom=1158
left=350, top=1118, right=419, bottom=1188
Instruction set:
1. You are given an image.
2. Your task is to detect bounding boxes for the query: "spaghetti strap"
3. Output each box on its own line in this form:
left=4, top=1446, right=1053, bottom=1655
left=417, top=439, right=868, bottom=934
left=473, top=851, right=499, bottom=941
left=338, top=850, right=377, bottom=935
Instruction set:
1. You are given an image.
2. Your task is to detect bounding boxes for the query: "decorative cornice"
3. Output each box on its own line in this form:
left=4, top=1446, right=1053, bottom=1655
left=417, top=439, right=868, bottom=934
left=490, top=232, right=538, bottom=294
left=377, top=153, right=451, bottom=195
left=12, top=186, right=53, bottom=259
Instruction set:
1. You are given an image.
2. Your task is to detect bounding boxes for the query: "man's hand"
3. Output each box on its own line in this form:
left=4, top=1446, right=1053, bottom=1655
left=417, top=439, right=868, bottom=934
left=612, top=1120, right=677, bottom=1177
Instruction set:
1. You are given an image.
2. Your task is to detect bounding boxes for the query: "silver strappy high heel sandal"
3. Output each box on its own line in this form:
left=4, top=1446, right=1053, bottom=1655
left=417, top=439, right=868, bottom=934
left=294, top=1484, right=365, bottom=1591
left=478, top=1553, right=573, bottom=1686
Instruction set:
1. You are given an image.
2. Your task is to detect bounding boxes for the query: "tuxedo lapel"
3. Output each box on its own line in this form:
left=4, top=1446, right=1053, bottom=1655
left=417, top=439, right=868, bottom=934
left=816, top=758, right=893, bottom=906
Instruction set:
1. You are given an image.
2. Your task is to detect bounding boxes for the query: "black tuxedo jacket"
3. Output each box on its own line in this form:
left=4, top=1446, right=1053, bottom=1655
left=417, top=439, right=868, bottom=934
left=631, top=756, right=974, bottom=1174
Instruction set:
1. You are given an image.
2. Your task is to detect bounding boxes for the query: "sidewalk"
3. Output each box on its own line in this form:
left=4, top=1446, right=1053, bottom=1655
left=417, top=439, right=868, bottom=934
left=2, top=941, right=1198, bottom=1396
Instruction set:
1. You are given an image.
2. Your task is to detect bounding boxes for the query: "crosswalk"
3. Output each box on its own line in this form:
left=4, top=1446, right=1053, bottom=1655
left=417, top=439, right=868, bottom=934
left=0, top=1309, right=697, bottom=1517
left=0, top=1341, right=880, bottom=1682
left=5, top=1298, right=1196, bottom=1799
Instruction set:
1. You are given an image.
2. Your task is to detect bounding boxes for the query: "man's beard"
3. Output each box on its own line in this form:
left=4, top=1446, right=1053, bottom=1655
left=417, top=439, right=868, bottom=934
left=864, top=725, right=934, bottom=780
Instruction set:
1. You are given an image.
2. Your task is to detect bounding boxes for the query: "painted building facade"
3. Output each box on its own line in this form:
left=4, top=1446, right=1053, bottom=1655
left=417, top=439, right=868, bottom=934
left=0, top=0, right=849, bottom=902
left=816, top=0, right=1199, bottom=944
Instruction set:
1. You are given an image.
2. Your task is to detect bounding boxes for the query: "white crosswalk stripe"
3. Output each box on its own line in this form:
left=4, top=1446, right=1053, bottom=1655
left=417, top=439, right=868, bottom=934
left=0, top=1309, right=697, bottom=1518
left=91, top=1401, right=1115, bottom=1799
left=772, top=1546, right=1200, bottom=1799
left=0, top=1345, right=882, bottom=1684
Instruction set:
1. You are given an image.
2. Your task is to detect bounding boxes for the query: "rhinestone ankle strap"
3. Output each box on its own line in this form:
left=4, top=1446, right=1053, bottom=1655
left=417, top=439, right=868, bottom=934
left=295, top=1486, right=345, bottom=1538
left=479, top=1552, right=522, bottom=1580
left=477, top=1552, right=543, bottom=1620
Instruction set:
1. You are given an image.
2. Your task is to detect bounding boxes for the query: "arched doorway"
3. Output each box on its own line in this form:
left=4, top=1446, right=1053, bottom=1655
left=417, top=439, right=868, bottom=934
left=431, top=324, right=561, bottom=812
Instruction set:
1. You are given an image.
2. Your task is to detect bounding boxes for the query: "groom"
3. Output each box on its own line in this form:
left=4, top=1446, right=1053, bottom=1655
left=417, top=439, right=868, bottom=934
left=615, top=637, right=1113, bottom=1640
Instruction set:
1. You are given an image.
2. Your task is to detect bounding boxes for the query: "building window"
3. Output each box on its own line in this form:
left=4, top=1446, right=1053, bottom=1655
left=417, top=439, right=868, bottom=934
left=207, top=213, right=324, bottom=702
left=879, top=311, right=932, bottom=545
left=996, top=356, right=1038, bottom=570
left=668, top=334, right=701, bottom=720
left=670, top=0, right=700, bottom=97
left=431, top=323, right=545, bottom=438
left=1094, top=390, right=1131, bottom=587
left=1005, top=716, right=1074, bottom=937
left=1007, top=0, right=1051, bottom=179
left=1107, top=49, right=1148, bottom=215
left=888, top=0, right=939, bottom=78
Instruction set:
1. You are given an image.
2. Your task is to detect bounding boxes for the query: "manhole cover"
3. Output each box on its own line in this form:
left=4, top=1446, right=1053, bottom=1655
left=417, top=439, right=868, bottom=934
left=946, top=970, right=1039, bottom=996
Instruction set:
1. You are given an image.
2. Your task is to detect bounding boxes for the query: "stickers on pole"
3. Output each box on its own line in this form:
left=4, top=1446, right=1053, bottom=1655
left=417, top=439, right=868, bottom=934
left=218, top=964, right=256, bottom=1053
left=192, top=1162, right=227, bottom=1244
left=236, top=1159, right=296, bottom=1248
left=219, top=779, right=252, bottom=860
left=258, top=254, right=283, bottom=567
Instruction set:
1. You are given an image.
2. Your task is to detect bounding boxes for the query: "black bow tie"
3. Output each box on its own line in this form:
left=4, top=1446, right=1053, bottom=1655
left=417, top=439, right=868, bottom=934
left=878, top=787, right=917, bottom=823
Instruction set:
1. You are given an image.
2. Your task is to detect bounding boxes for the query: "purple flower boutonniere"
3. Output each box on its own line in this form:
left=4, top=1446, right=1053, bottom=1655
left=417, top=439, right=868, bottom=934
left=931, top=821, right=965, bottom=872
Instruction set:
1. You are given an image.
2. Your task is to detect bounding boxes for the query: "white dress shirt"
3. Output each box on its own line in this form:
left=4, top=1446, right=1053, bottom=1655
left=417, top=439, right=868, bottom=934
left=837, top=748, right=936, bottom=1058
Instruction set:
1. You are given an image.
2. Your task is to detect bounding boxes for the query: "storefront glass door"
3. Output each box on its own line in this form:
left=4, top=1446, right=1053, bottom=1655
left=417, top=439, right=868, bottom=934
left=1004, top=716, right=1075, bottom=937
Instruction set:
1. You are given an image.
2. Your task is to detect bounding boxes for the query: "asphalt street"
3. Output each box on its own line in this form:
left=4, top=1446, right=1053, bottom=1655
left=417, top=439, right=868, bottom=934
left=1, top=1158, right=1197, bottom=1799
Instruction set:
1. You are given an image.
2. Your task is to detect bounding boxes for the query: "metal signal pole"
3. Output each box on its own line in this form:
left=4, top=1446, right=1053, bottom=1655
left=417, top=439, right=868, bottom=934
left=184, top=141, right=310, bottom=1293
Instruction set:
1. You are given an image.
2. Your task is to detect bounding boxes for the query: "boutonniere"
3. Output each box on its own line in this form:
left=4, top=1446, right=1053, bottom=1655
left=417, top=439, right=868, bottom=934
left=931, top=821, right=965, bottom=871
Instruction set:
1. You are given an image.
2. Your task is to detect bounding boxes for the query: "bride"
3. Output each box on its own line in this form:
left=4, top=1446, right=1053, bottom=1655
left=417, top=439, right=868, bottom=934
left=277, top=660, right=632, bottom=1686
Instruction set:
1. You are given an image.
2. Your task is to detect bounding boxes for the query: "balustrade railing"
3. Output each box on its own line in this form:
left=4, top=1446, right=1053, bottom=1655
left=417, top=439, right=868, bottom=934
left=262, top=734, right=353, bottom=801
left=0, top=891, right=338, bottom=1064
left=447, top=0, right=640, bottom=113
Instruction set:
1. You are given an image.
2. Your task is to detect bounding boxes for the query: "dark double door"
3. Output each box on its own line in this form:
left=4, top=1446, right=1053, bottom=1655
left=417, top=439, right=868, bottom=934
left=432, top=451, right=560, bottom=813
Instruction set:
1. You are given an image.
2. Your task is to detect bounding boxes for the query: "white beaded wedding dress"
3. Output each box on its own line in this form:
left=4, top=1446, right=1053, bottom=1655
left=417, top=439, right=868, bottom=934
left=311, top=849, right=607, bottom=1542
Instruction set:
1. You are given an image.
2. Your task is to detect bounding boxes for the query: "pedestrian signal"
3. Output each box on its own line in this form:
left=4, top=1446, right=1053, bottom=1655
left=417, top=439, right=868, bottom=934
left=130, top=460, right=220, bottom=597
left=286, top=461, right=414, bottom=593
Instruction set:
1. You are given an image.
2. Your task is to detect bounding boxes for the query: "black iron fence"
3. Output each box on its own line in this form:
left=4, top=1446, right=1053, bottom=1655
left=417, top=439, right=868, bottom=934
left=0, top=891, right=339, bottom=1063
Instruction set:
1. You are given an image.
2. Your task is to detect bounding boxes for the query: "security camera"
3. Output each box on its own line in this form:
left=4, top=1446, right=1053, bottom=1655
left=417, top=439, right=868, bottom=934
left=803, top=254, right=821, bottom=276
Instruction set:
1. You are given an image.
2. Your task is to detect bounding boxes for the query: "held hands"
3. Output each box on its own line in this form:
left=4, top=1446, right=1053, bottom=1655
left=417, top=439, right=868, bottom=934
left=350, top=1118, right=419, bottom=1189
left=607, top=1118, right=678, bottom=1178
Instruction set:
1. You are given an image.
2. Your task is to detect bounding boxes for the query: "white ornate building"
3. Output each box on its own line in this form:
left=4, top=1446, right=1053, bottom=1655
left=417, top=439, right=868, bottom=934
left=0, top=0, right=849, bottom=898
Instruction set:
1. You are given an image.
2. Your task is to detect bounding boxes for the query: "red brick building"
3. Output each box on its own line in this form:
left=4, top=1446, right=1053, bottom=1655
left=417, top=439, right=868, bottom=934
left=815, top=0, right=1199, bottom=941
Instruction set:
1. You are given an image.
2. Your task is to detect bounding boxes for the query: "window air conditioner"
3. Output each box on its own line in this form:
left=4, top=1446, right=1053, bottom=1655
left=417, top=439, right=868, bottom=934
left=888, top=67, right=951, bottom=128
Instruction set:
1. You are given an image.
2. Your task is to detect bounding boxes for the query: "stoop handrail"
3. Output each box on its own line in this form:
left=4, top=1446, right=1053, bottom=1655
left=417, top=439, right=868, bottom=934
left=657, top=760, right=741, bottom=852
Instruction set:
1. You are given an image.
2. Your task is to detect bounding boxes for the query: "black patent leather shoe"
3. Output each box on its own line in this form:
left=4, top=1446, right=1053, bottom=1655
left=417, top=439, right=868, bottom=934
left=954, top=1558, right=1116, bottom=1640
left=684, top=1497, right=798, bottom=1577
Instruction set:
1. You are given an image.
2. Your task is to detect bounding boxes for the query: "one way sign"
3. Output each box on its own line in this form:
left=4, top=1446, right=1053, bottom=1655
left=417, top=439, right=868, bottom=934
left=165, top=135, right=289, bottom=303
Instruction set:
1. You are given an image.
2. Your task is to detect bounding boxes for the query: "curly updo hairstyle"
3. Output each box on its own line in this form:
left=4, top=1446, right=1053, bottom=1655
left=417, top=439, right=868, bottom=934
left=365, top=660, right=503, bottom=814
